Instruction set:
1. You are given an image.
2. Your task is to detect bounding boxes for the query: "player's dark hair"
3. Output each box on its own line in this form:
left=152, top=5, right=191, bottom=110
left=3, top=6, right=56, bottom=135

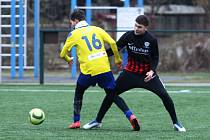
left=135, top=15, right=149, bottom=26
left=70, top=9, right=86, bottom=21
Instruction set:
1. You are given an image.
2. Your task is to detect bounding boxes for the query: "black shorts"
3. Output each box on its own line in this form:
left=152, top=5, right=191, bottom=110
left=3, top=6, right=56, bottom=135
left=115, top=70, right=167, bottom=97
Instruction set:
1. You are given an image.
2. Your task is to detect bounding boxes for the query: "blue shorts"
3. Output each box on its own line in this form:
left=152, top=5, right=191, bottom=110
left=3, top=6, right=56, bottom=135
left=77, top=71, right=115, bottom=89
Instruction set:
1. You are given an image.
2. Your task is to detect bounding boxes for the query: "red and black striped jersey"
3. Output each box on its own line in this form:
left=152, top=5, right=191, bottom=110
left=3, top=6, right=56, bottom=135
left=124, top=57, right=151, bottom=74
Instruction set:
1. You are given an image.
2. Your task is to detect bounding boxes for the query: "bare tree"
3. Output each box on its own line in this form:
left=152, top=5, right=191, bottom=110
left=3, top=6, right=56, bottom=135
left=145, top=0, right=168, bottom=29
left=192, top=0, right=210, bottom=29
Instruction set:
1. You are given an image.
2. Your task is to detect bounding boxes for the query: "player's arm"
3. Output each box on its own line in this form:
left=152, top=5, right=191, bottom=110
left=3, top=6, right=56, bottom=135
left=106, top=32, right=128, bottom=56
left=150, top=38, right=159, bottom=71
left=145, top=38, right=159, bottom=82
left=60, top=34, right=75, bottom=63
left=99, top=28, right=122, bottom=65
left=108, top=39, right=122, bottom=64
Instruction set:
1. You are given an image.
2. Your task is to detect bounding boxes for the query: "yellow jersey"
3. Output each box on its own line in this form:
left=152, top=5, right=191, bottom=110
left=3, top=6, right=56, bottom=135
left=60, top=22, right=121, bottom=76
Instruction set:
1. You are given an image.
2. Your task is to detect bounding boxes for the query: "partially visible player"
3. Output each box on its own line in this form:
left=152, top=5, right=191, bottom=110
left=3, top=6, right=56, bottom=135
left=60, top=9, right=140, bottom=130
left=84, top=15, right=186, bottom=132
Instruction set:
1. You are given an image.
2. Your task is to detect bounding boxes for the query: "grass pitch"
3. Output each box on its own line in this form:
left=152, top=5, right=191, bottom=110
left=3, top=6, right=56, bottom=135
left=0, top=85, right=210, bottom=140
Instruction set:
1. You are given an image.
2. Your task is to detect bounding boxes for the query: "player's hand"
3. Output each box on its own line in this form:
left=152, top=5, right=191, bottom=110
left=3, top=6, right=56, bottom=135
left=144, top=70, right=156, bottom=82
left=115, top=59, right=122, bottom=70
left=68, top=57, right=74, bottom=67
left=117, top=62, right=122, bottom=71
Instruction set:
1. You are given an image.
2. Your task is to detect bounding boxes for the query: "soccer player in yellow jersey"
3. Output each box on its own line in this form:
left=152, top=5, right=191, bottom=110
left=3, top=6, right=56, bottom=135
left=60, top=9, right=140, bottom=129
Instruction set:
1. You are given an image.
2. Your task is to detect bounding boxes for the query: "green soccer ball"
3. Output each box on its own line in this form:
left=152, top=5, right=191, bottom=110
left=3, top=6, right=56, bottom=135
left=29, top=108, right=45, bottom=125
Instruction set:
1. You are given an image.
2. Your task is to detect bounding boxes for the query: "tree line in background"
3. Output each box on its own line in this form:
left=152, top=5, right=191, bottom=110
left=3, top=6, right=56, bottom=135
left=27, top=0, right=210, bottom=21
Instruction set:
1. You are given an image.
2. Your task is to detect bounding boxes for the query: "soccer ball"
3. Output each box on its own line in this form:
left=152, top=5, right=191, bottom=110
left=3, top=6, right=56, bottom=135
left=29, top=108, right=45, bottom=125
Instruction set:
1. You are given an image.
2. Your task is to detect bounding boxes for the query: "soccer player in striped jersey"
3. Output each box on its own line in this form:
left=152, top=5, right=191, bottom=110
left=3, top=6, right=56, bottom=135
left=84, top=15, right=186, bottom=132
left=60, top=9, right=140, bottom=130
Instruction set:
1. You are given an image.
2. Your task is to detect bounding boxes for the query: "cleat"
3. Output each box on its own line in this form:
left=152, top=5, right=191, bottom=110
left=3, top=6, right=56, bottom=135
left=83, top=120, right=102, bottom=129
left=68, top=121, right=80, bottom=129
left=174, top=122, right=186, bottom=132
left=129, top=115, right=140, bottom=131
